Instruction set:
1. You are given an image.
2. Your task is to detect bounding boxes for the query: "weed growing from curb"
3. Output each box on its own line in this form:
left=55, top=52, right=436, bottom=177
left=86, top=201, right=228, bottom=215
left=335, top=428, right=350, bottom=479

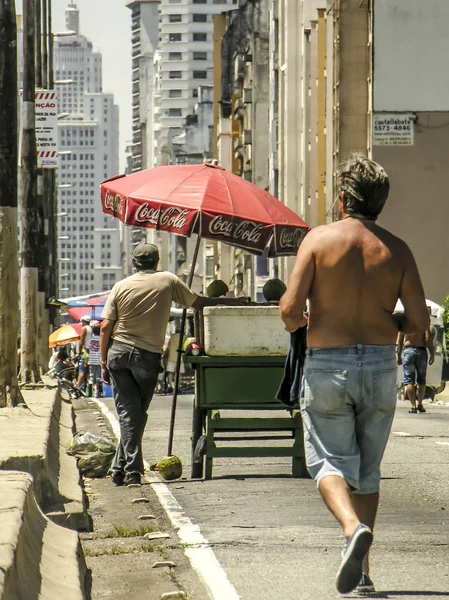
left=84, top=543, right=156, bottom=557
left=103, top=524, right=162, bottom=538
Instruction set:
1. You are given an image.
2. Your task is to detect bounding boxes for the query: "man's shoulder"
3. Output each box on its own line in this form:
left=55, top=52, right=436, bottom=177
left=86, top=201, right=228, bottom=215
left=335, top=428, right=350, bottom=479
left=308, top=221, right=409, bottom=250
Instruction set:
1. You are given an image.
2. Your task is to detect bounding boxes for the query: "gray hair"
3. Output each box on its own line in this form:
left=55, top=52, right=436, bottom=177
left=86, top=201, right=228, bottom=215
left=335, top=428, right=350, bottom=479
left=338, top=153, right=390, bottom=218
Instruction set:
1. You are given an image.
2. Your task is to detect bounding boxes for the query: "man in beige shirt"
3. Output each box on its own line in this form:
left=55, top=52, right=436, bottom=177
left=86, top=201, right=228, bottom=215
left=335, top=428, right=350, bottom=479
left=280, top=154, right=429, bottom=594
left=101, top=242, right=244, bottom=487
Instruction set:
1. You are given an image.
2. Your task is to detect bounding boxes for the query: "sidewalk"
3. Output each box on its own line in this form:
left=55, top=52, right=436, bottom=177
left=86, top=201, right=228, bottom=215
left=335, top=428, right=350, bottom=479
left=73, top=397, right=209, bottom=600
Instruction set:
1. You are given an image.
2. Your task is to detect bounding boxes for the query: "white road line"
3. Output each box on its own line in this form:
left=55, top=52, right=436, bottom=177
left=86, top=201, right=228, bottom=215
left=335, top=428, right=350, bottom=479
left=435, top=442, right=449, bottom=446
left=94, top=398, right=240, bottom=600
left=392, top=431, right=411, bottom=436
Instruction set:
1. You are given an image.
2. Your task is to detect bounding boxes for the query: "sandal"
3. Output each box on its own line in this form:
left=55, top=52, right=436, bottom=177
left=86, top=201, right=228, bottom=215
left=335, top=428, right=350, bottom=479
left=417, top=404, right=426, bottom=413
left=409, top=408, right=418, bottom=414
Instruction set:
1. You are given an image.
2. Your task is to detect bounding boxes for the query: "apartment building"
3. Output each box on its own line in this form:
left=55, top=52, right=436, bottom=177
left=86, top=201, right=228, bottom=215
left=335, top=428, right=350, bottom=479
left=126, top=0, right=160, bottom=172
left=54, top=3, right=121, bottom=297
left=154, top=0, right=236, bottom=165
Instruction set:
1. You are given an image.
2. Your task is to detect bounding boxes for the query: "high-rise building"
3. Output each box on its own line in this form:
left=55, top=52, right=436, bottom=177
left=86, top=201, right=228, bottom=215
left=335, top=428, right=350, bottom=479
left=154, top=0, right=236, bottom=165
left=126, top=0, right=160, bottom=173
left=54, top=2, right=121, bottom=297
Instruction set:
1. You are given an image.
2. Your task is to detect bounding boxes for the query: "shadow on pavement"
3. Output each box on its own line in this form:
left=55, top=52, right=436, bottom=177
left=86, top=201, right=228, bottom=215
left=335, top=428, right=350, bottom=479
left=350, top=592, right=449, bottom=598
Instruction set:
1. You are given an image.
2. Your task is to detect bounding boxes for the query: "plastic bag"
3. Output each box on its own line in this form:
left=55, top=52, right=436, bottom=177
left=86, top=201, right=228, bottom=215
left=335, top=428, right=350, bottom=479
left=66, top=431, right=116, bottom=478
left=66, top=431, right=116, bottom=456
left=77, top=452, right=114, bottom=478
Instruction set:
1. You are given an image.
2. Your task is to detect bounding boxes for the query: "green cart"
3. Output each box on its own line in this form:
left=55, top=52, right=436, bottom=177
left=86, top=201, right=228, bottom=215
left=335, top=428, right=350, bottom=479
left=185, top=354, right=307, bottom=479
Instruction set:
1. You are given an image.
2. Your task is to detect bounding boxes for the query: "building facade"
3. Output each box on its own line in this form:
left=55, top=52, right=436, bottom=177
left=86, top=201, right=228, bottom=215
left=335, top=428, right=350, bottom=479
left=126, top=0, right=160, bottom=172
left=54, top=3, right=121, bottom=297
left=154, top=0, right=236, bottom=166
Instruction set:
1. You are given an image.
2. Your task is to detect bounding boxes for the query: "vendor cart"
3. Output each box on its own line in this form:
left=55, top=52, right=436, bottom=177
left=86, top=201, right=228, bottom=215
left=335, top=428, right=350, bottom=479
left=186, top=306, right=308, bottom=480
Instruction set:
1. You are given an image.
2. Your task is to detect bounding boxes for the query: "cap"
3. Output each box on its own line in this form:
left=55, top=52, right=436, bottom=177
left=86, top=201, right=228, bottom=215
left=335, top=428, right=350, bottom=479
left=132, top=242, right=159, bottom=267
left=80, top=315, right=91, bottom=324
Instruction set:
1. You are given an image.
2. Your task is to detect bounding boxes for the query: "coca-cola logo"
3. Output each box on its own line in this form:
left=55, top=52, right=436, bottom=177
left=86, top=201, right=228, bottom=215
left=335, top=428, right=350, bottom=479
left=135, top=204, right=190, bottom=230
left=279, top=228, right=303, bottom=249
left=209, top=215, right=264, bottom=245
left=104, top=190, right=125, bottom=216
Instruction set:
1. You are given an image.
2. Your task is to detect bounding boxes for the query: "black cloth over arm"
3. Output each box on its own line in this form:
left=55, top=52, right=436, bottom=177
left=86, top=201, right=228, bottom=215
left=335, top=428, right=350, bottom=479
left=276, top=327, right=307, bottom=408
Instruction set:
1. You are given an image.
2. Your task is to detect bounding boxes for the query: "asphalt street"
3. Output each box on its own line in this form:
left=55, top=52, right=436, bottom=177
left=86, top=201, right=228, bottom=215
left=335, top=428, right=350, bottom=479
left=102, top=393, right=449, bottom=600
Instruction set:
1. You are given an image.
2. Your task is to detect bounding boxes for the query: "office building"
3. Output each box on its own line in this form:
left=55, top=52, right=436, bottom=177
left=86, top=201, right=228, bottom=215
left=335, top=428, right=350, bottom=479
left=54, top=2, right=121, bottom=297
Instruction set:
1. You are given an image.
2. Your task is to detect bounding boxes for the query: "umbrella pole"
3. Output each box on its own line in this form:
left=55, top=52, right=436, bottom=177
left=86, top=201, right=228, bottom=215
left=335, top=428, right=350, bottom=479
left=167, top=234, right=202, bottom=456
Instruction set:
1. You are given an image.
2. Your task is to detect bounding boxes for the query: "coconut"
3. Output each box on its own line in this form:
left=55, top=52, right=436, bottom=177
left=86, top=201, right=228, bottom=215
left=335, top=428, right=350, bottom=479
left=206, top=279, right=229, bottom=298
left=262, top=278, right=287, bottom=302
left=151, top=455, right=183, bottom=481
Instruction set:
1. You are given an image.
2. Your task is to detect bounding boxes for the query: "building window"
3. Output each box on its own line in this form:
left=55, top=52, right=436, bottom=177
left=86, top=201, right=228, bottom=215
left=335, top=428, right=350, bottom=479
left=169, top=89, right=182, bottom=98
left=169, top=71, right=182, bottom=79
left=168, top=108, right=182, bottom=117
left=193, top=33, right=207, bottom=41
left=193, top=51, right=207, bottom=60
left=193, top=0, right=207, bottom=3
left=193, top=70, right=207, bottom=79
left=192, top=88, right=199, bottom=98
left=169, top=33, right=182, bottom=42
left=169, top=14, right=182, bottom=23
left=192, top=13, right=207, bottom=22
left=212, top=0, right=226, bottom=3
left=169, top=52, right=182, bottom=61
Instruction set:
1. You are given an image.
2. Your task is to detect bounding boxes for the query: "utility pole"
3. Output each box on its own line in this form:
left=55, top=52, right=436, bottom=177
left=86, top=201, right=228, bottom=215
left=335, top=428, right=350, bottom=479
left=44, top=0, right=58, bottom=329
left=0, top=0, right=23, bottom=407
left=20, top=0, right=41, bottom=383
left=34, top=0, right=49, bottom=374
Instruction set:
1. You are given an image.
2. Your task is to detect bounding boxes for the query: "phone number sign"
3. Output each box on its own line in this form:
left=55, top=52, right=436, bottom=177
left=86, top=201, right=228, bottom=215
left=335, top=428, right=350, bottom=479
left=373, top=114, right=414, bottom=146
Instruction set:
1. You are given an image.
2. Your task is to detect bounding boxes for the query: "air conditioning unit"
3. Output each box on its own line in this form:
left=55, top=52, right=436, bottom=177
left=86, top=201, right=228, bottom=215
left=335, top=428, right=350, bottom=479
left=233, top=135, right=243, bottom=150
left=243, top=130, right=252, bottom=145
left=243, top=88, right=252, bottom=104
left=234, top=56, right=245, bottom=81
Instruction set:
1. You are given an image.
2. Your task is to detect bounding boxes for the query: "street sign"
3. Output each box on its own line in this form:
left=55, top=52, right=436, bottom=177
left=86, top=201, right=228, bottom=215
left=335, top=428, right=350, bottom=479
left=19, top=89, right=59, bottom=168
left=35, top=90, right=59, bottom=168
left=373, top=113, right=414, bottom=146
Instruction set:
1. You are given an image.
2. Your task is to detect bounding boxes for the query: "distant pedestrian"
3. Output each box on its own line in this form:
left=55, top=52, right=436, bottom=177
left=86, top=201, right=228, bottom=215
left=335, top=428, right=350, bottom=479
left=100, top=243, right=248, bottom=487
left=77, top=315, right=92, bottom=389
left=397, top=324, right=434, bottom=413
left=280, top=154, right=429, bottom=594
left=89, top=322, right=102, bottom=398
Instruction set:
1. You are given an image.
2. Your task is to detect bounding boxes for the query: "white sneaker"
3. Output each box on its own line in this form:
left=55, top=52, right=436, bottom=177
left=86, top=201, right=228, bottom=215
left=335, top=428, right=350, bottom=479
left=354, top=573, right=375, bottom=594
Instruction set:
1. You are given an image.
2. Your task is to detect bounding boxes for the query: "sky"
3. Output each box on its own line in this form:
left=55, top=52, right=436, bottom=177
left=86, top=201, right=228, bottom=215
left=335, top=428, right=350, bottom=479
left=15, top=0, right=132, bottom=173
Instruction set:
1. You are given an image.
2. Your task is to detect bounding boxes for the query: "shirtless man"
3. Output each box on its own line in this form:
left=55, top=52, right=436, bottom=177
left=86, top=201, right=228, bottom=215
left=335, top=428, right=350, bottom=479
left=280, top=154, right=429, bottom=595
left=397, top=325, right=434, bottom=413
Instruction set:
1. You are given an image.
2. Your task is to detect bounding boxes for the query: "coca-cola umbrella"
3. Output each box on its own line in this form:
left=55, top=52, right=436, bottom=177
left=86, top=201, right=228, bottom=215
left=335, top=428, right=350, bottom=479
left=100, top=163, right=309, bottom=256
left=100, top=163, right=310, bottom=457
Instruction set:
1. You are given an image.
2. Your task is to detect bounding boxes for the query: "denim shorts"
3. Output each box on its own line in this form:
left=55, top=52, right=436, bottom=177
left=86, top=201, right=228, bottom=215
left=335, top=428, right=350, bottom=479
left=301, top=345, right=397, bottom=494
left=402, top=347, right=427, bottom=385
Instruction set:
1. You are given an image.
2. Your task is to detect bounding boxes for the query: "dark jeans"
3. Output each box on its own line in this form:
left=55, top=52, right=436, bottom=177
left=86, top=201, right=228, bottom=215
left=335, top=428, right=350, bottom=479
left=107, top=340, right=161, bottom=476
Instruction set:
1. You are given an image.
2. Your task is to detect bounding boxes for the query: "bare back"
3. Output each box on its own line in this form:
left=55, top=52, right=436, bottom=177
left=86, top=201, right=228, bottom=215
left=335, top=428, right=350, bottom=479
left=280, top=216, right=429, bottom=348
left=308, top=219, right=408, bottom=346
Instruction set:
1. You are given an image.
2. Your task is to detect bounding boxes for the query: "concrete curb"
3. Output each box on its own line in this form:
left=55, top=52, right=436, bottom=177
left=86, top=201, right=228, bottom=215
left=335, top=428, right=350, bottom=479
left=0, top=388, right=91, bottom=599
left=0, top=388, right=89, bottom=530
left=0, top=470, right=87, bottom=600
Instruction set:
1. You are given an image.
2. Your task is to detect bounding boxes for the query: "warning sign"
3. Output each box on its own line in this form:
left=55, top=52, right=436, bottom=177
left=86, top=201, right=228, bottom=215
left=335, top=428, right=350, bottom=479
left=19, top=89, right=59, bottom=168
left=373, top=114, right=414, bottom=146
left=35, top=90, right=59, bottom=167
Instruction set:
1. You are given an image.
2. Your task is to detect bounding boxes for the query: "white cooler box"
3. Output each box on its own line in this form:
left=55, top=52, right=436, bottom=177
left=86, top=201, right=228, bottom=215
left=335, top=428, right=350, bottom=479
left=202, top=306, right=289, bottom=356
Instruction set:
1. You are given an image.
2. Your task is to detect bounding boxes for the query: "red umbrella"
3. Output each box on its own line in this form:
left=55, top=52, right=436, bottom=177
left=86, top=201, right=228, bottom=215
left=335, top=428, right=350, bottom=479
left=66, top=295, right=109, bottom=322
left=100, top=163, right=309, bottom=256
